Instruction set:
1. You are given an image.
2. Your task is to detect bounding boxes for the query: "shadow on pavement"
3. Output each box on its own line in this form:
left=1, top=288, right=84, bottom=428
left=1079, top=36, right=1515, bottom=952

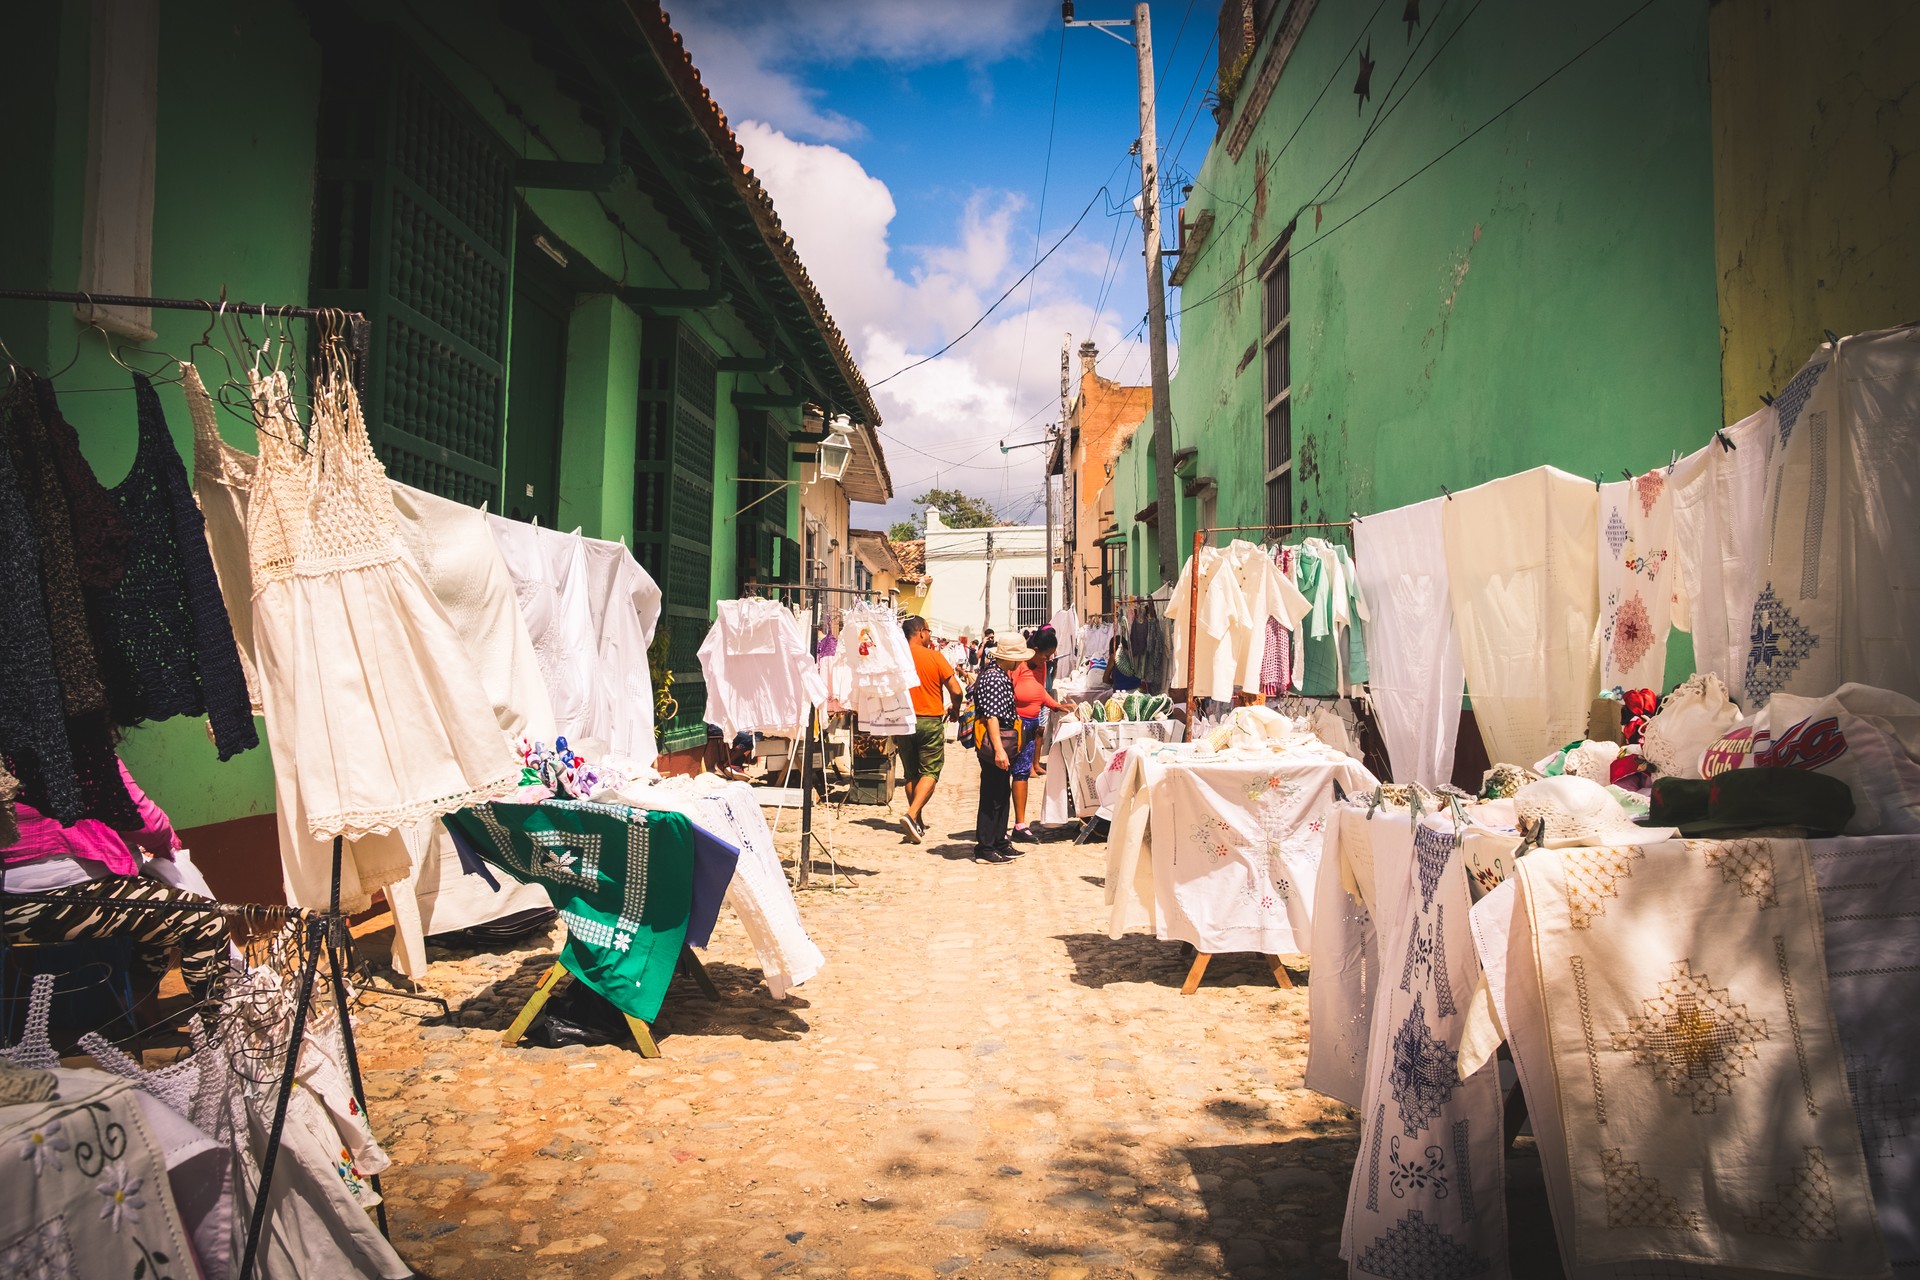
left=1054, top=933, right=1300, bottom=991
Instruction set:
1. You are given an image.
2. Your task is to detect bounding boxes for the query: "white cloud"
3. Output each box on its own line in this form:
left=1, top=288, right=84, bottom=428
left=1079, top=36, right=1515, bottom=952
left=738, top=122, right=1146, bottom=525
left=672, top=0, right=1046, bottom=143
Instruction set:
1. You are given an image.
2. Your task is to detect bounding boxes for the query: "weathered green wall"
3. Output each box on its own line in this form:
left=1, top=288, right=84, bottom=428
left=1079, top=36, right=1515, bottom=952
left=1, top=0, right=801, bottom=834
left=1119, top=0, right=1721, bottom=585
left=1710, top=0, right=1920, bottom=420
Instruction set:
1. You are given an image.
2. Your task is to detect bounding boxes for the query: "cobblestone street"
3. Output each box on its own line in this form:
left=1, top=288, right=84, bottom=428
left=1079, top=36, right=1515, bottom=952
left=351, top=759, right=1359, bottom=1280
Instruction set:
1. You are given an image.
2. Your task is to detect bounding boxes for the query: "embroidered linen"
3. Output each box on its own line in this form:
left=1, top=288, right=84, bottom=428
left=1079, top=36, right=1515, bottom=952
left=1105, top=743, right=1376, bottom=955
left=1732, top=329, right=1920, bottom=707
left=698, top=598, right=825, bottom=738
left=1167, top=546, right=1255, bottom=700
left=1597, top=468, right=1678, bottom=691
left=444, top=800, right=696, bottom=1023
left=1040, top=719, right=1183, bottom=823
left=1515, top=839, right=1885, bottom=1277
left=1669, top=411, right=1769, bottom=692
left=1306, top=805, right=1382, bottom=1107
left=1808, top=836, right=1920, bottom=1274
left=1341, top=812, right=1508, bottom=1279
left=625, top=776, right=824, bottom=999
left=1443, top=467, right=1600, bottom=769
left=1354, top=499, right=1465, bottom=788
left=0, top=1070, right=198, bottom=1280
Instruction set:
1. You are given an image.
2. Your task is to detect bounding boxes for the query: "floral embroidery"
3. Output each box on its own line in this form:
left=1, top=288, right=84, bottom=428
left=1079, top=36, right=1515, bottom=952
left=1633, top=469, right=1665, bottom=517
left=96, top=1164, right=145, bottom=1232
left=1610, top=592, right=1655, bottom=675
left=1624, top=548, right=1667, bottom=580
left=18, top=1118, right=69, bottom=1175
left=1388, top=1136, right=1450, bottom=1200
left=1745, top=583, right=1818, bottom=703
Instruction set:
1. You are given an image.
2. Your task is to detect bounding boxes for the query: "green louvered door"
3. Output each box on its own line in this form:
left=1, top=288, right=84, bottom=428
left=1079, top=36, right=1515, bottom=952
left=312, top=41, right=514, bottom=508
left=634, top=318, right=720, bottom=752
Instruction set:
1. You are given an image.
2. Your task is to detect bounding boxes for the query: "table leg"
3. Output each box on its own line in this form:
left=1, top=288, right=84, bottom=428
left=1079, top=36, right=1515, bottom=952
left=502, top=961, right=569, bottom=1047
left=681, top=947, right=722, bottom=1001
left=623, top=1014, right=662, bottom=1058
left=1267, top=955, right=1295, bottom=989
left=1180, top=951, right=1212, bottom=995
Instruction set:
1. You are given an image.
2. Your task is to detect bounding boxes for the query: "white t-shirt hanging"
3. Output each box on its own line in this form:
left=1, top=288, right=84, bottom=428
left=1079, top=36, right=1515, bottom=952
left=1167, top=546, right=1254, bottom=700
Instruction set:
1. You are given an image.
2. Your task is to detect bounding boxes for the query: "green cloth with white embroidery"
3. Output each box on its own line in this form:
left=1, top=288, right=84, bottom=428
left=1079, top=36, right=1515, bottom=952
left=443, top=799, right=694, bottom=1022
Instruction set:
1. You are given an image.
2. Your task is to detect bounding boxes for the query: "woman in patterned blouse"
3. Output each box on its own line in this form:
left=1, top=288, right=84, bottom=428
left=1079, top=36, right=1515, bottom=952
left=968, top=638, right=1028, bottom=863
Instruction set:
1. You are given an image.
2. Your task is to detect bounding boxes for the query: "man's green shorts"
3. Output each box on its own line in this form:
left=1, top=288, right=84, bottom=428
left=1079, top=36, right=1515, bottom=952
left=897, top=715, right=946, bottom=779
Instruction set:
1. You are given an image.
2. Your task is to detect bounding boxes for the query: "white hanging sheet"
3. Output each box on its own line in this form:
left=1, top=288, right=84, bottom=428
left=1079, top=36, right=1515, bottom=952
left=1442, top=466, right=1599, bottom=768
left=1354, top=498, right=1465, bottom=787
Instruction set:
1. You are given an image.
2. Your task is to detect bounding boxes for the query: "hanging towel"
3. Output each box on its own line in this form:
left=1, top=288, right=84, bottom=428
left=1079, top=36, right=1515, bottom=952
left=1354, top=498, right=1465, bottom=788
left=1442, top=467, right=1599, bottom=768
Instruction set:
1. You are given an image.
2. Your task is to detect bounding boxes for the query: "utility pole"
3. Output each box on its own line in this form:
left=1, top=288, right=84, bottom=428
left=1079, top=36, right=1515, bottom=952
left=1065, top=2, right=1179, bottom=589
left=1060, top=335, right=1074, bottom=613
left=982, top=530, right=996, bottom=641
left=1044, top=421, right=1058, bottom=622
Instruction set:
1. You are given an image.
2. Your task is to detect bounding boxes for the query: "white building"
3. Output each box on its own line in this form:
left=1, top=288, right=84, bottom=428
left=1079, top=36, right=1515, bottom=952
left=919, top=508, right=1064, bottom=642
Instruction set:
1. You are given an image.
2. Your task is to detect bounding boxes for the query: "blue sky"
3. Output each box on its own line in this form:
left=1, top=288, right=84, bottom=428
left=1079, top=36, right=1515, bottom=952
left=671, top=1, right=1220, bottom=526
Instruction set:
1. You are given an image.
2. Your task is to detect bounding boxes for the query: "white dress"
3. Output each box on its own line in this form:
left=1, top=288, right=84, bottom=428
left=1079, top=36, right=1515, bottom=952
left=247, top=368, right=517, bottom=908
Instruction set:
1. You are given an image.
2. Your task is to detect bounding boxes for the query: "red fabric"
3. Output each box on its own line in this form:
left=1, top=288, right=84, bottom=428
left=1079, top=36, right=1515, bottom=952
left=1012, top=663, right=1051, bottom=718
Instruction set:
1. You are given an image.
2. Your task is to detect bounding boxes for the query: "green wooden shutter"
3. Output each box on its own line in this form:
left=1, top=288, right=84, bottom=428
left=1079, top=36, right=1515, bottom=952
left=634, top=318, right=720, bottom=752
left=312, top=42, right=514, bottom=508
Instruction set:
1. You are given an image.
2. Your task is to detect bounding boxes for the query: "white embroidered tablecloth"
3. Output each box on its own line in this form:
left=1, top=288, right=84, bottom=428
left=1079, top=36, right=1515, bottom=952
left=1105, top=743, right=1375, bottom=956
left=1, top=1070, right=198, bottom=1280
left=1480, top=838, right=1887, bottom=1277
left=1334, top=810, right=1509, bottom=1279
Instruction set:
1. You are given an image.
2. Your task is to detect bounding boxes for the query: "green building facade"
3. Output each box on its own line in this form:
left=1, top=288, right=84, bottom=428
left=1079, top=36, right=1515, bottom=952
left=1, top=0, right=876, bottom=875
left=1114, top=0, right=1722, bottom=588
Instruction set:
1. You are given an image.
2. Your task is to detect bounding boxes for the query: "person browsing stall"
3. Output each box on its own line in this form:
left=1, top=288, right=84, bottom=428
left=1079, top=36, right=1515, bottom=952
left=968, top=638, right=1029, bottom=862
left=897, top=616, right=964, bottom=845
left=1008, top=626, right=1073, bottom=843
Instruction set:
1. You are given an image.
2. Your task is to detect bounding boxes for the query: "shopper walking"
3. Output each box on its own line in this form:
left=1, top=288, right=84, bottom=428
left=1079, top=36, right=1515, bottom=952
left=1009, top=626, right=1073, bottom=843
left=968, top=637, right=1028, bottom=862
left=897, top=616, right=963, bottom=844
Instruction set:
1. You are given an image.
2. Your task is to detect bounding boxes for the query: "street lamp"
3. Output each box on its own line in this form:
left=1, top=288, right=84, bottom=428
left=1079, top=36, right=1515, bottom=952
left=817, top=415, right=856, bottom=483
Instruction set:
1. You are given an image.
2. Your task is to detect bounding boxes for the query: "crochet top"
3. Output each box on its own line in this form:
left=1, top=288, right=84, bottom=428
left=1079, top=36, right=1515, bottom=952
left=3, top=375, right=110, bottom=717
left=94, top=376, right=258, bottom=758
left=0, top=412, right=78, bottom=821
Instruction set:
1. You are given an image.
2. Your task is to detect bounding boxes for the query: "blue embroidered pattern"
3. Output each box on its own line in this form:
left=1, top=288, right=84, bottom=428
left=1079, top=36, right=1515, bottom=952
left=1745, top=583, right=1818, bottom=703
left=1773, top=359, right=1828, bottom=448
left=1390, top=994, right=1458, bottom=1136
left=1354, top=1210, right=1492, bottom=1279
left=1452, top=1118, right=1476, bottom=1223
left=1398, top=907, right=1455, bottom=1016
left=1414, top=824, right=1457, bottom=909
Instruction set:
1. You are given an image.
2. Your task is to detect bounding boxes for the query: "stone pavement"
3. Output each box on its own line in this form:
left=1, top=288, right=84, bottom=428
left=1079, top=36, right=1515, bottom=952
left=351, top=757, right=1362, bottom=1280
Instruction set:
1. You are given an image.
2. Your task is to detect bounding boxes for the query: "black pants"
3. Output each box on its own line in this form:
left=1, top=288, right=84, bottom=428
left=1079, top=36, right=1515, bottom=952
left=975, top=754, right=1011, bottom=852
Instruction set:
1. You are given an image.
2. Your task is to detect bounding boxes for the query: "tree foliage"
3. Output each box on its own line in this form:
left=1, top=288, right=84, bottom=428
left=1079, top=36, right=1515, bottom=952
left=887, top=519, right=920, bottom=542
left=888, top=490, right=1001, bottom=541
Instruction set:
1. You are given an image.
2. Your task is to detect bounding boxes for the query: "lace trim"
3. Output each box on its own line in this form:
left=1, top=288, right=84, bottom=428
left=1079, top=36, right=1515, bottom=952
left=182, top=363, right=255, bottom=488
left=304, top=766, right=524, bottom=841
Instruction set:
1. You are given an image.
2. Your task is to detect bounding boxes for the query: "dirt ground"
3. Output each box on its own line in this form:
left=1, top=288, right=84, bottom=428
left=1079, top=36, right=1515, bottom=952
left=351, top=755, right=1366, bottom=1280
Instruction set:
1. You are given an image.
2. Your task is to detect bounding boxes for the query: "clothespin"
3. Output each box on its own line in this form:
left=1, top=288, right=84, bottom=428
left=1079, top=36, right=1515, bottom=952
left=1760, top=392, right=1774, bottom=406
left=1716, top=429, right=1737, bottom=452
left=1440, top=484, right=1452, bottom=501
left=1332, top=778, right=1347, bottom=803
left=1448, top=793, right=1468, bottom=830
left=1620, top=468, right=1634, bottom=483
left=1824, top=328, right=1840, bottom=346
left=1594, top=474, right=1602, bottom=491
left=1407, top=787, right=1424, bottom=824
left=1366, top=784, right=1384, bottom=819
left=1667, top=449, right=1678, bottom=474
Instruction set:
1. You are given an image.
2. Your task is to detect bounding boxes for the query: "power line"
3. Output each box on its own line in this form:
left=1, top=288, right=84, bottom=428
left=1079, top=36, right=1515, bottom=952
left=1003, top=21, right=1069, bottom=437
left=867, top=182, right=1111, bottom=391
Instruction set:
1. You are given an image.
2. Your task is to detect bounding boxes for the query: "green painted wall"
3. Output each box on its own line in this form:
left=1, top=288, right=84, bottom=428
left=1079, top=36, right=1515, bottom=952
left=2, top=0, right=808, bottom=834
left=1709, top=0, right=1920, bottom=421
left=1119, top=0, right=1722, bottom=592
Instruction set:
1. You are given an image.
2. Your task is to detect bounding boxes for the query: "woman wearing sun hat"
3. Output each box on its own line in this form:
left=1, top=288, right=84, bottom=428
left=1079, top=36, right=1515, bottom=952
left=968, top=637, right=1032, bottom=862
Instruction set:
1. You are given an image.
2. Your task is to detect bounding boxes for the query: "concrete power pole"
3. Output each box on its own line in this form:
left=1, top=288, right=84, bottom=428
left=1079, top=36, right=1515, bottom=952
left=1044, top=423, right=1057, bottom=622
left=982, top=530, right=995, bottom=641
left=1065, top=2, right=1179, bottom=589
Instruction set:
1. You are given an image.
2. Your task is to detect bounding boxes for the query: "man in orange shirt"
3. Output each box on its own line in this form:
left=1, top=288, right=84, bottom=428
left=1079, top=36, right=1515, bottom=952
left=898, top=615, right=963, bottom=844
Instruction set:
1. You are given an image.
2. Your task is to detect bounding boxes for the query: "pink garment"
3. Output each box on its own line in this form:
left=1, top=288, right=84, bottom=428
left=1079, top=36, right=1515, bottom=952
left=1262, top=547, right=1296, bottom=695
left=2, top=761, right=180, bottom=875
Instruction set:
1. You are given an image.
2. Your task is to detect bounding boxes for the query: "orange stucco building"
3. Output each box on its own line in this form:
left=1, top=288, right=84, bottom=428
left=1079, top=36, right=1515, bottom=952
left=1058, top=342, right=1150, bottom=616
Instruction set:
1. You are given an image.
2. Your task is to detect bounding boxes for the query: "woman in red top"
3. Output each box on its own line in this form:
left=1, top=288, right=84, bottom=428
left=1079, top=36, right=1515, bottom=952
left=1009, top=627, right=1072, bottom=842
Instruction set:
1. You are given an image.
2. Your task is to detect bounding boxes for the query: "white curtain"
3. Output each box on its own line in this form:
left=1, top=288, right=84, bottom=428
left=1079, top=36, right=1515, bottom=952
left=1354, top=497, right=1465, bottom=786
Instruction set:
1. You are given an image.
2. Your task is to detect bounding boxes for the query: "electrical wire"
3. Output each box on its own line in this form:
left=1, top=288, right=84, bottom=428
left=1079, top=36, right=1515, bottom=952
left=1003, top=21, right=1069, bottom=437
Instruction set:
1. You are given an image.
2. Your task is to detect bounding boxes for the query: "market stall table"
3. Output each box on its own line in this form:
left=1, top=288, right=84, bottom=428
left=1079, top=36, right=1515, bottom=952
left=1105, top=738, right=1376, bottom=993
left=1039, top=717, right=1184, bottom=826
